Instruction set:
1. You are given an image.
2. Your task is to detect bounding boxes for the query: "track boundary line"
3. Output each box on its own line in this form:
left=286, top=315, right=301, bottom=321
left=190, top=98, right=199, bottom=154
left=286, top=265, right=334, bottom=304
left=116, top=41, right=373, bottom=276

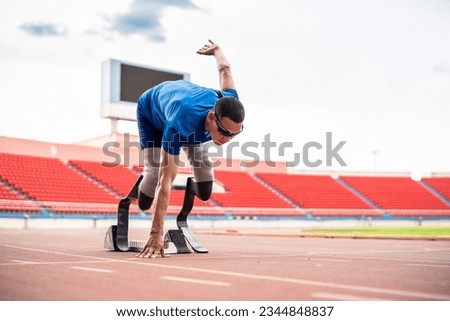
left=161, top=276, right=230, bottom=287
left=71, top=266, right=114, bottom=273
left=1, top=242, right=449, bottom=300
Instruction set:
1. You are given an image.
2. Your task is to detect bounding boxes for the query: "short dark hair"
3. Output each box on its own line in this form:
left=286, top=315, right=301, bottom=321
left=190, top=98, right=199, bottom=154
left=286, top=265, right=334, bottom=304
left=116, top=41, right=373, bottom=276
left=214, top=97, right=245, bottom=123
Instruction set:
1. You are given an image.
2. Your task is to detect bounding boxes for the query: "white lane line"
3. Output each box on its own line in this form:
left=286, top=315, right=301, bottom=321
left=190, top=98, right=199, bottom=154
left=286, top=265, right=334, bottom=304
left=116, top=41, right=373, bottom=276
left=71, top=266, right=114, bottom=273
left=406, top=263, right=450, bottom=268
left=312, top=291, right=387, bottom=301
left=307, top=254, right=450, bottom=265
left=194, top=254, right=349, bottom=262
left=1, top=243, right=449, bottom=300
left=9, top=260, right=38, bottom=264
left=309, top=258, right=349, bottom=262
left=161, top=276, right=230, bottom=287
left=0, top=260, right=113, bottom=266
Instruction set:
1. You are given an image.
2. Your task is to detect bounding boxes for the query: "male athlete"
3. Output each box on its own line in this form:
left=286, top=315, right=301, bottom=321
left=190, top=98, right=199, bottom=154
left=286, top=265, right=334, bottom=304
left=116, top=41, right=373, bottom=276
left=136, top=40, right=245, bottom=259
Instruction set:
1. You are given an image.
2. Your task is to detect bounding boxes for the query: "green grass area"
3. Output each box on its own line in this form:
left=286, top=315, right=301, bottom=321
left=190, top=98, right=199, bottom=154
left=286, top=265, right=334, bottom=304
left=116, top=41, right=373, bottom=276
left=302, top=226, right=450, bottom=238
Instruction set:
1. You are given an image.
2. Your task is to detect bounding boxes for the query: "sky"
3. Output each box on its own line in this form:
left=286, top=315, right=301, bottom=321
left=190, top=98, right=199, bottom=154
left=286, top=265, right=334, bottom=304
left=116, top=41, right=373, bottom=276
left=0, top=0, right=449, bottom=176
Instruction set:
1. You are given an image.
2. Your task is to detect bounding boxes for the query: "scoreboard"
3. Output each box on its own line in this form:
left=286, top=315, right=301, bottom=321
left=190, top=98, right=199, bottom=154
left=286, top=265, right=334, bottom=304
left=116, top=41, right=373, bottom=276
left=101, top=59, right=189, bottom=121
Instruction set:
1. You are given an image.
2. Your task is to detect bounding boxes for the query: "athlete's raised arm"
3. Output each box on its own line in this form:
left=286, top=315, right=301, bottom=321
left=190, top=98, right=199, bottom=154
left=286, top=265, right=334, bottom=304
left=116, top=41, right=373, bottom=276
left=197, top=39, right=235, bottom=91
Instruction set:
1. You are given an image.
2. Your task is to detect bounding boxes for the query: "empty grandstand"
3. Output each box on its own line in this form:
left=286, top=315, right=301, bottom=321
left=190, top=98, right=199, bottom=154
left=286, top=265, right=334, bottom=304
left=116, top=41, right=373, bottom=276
left=340, top=175, right=450, bottom=217
left=256, top=173, right=381, bottom=217
left=1, top=135, right=450, bottom=221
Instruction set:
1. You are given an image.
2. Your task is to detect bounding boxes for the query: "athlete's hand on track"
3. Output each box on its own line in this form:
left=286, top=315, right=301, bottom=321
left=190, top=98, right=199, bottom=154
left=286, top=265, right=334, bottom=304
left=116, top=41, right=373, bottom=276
left=137, top=233, right=168, bottom=259
left=196, top=39, right=220, bottom=56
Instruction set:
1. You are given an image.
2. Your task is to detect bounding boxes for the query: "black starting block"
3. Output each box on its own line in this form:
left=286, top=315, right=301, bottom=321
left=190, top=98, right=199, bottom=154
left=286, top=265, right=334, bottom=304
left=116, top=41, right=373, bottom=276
left=104, top=176, right=208, bottom=254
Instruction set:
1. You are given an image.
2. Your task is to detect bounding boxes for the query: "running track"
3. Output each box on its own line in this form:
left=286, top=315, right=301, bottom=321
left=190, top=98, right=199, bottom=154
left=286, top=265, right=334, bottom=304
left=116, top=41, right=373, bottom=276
left=0, top=228, right=449, bottom=301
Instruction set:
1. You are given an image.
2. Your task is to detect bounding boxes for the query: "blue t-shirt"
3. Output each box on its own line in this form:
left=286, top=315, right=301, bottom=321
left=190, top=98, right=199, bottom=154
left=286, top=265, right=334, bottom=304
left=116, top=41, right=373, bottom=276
left=138, top=80, right=239, bottom=155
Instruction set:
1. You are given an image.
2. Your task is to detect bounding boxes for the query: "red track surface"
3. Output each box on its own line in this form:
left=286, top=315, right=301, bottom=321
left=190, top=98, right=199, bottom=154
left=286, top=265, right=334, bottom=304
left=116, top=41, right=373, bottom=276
left=1, top=228, right=449, bottom=301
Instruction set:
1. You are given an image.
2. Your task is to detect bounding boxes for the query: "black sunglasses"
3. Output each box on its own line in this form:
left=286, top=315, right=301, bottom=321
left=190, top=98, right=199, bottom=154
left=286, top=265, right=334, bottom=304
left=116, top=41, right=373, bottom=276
left=214, top=113, right=244, bottom=137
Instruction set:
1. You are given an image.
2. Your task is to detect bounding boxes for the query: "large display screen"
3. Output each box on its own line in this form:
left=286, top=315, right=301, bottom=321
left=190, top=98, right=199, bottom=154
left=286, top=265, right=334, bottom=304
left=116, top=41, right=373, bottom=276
left=120, top=64, right=184, bottom=103
left=101, top=59, right=189, bottom=121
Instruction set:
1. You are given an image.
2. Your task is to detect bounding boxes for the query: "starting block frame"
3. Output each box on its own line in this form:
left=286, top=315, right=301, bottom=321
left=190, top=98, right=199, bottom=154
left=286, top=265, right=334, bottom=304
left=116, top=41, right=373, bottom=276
left=104, top=176, right=208, bottom=254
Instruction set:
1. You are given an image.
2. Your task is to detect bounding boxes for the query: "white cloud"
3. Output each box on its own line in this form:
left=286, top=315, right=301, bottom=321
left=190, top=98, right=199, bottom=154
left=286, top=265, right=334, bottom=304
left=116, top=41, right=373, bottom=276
left=0, top=0, right=449, bottom=173
left=106, top=0, right=199, bottom=42
left=19, top=22, right=68, bottom=37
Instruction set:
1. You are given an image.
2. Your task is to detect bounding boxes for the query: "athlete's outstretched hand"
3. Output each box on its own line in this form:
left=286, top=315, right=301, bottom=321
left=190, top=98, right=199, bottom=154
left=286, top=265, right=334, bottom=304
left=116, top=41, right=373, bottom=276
left=196, top=39, right=234, bottom=90
left=137, top=232, right=168, bottom=259
left=196, top=39, right=220, bottom=56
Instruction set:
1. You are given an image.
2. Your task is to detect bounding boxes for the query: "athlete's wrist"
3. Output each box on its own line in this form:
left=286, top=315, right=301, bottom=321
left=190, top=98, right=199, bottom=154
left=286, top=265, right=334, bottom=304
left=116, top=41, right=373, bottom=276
left=150, top=225, right=164, bottom=237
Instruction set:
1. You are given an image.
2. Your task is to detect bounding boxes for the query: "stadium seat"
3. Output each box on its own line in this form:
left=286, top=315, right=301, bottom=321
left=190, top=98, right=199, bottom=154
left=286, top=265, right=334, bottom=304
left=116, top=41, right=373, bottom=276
left=0, top=182, right=25, bottom=200
left=256, top=173, right=379, bottom=217
left=2, top=151, right=450, bottom=218
left=422, top=177, right=450, bottom=203
left=0, top=153, right=118, bottom=214
left=340, top=175, right=450, bottom=217
left=211, top=171, right=294, bottom=209
left=69, top=160, right=139, bottom=197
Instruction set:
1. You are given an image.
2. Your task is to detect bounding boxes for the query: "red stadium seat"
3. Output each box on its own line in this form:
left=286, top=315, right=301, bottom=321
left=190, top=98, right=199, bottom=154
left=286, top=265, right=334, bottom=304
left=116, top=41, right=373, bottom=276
left=69, top=160, right=140, bottom=198
left=422, top=177, right=450, bottom=202
left=0, top=153, right=118, bottom=214
left=1, top=151, right=450, bottom=218
left=0, top=153, right=118, bottom=204
left=211, top=171, right=294, bottom=209
left=340, top=176, right=450, bottom=217
left=256, top=173, right=379, bottom=217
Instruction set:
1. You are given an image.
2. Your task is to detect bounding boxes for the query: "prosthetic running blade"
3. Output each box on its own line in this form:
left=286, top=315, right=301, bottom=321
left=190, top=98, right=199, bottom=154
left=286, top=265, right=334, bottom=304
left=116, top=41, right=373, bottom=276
left=104, top=175, right=208, bottom=254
